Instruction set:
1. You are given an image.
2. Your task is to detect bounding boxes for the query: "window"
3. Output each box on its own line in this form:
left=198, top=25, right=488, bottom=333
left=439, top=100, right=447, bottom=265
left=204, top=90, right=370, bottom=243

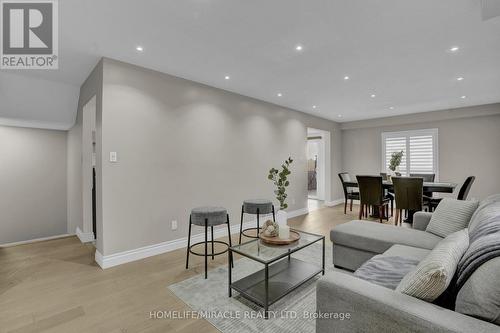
left=381, top=129, right=438, bottom=178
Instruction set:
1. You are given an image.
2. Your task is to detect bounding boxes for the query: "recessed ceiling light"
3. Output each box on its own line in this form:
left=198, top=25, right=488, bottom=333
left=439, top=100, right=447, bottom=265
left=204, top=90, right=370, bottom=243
left=456, top=77, right=464, bottom=81
left=295, top=45, right=303, bottom=51
left=224, top=75, right=230, bottom=80
left=136, top=46, right=144, bottom=52
left=370, top=94, right=376, bottom=98
left=337, top=114, right=343, bottom=118
left=312, top=105, right=317, bottom=109
left=344, top=76, right=350, bottom=80
left=450, top=46, right=459, bottom=52
left=461, top=95, right=466, bottom=99
left=389, top=106, right=395, bottom=110
left=277, top=93, right=282, bottom=97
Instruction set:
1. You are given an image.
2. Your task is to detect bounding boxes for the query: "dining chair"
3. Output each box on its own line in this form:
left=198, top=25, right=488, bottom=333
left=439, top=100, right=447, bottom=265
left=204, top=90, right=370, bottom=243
left=392, top=177, right=423, bottom=226
left=338, top=173, right=360, bottom=214
left=426, top=176, right=475, bottom=211
left=410, top=173, right=435, bottom=210
left=356, top=175, right=390, bottom=223
left=380, top=173, right=394, bottom=216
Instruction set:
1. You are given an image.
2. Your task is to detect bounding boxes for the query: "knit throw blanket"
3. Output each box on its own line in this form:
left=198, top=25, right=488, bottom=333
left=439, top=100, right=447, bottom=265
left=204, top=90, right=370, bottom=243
left=354, top=255, right=419, bottom=290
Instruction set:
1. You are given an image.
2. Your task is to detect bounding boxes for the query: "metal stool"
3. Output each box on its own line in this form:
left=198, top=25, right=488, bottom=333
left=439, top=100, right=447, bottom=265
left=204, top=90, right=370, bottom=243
left=239, top=199, right=275, bottom=244
left=185, top=206, right=233, bottom=279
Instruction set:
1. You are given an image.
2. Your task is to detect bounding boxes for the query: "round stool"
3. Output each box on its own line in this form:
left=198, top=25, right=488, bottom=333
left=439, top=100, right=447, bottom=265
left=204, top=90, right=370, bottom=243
left=239, top=199, right=275, bottom=244
left=185, top=206, right=233, bottom=279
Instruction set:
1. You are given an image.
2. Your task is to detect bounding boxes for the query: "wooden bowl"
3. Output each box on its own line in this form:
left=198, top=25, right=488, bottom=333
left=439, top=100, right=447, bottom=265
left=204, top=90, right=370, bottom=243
left=259, top=230, right=301, bottom=245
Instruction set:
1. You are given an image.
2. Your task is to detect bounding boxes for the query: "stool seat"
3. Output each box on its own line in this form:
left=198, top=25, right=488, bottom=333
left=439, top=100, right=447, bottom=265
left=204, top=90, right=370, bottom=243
left=191, top=206, right=227, bottom=226
left=243, top=199, right=273, bottom=214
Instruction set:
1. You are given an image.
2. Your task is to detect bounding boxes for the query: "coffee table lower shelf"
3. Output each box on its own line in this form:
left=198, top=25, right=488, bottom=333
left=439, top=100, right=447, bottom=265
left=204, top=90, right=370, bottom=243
left=229, top=257, right=323, bottom=317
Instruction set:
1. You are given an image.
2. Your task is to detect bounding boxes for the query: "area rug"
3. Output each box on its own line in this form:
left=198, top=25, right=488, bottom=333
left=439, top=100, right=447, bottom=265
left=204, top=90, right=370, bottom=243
left=169, top=242, right=345, bottom=333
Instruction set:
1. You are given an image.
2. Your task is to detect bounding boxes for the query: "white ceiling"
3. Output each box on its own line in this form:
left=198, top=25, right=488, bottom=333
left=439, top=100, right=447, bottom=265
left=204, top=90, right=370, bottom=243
left=1, top=0, right=500, bottom=129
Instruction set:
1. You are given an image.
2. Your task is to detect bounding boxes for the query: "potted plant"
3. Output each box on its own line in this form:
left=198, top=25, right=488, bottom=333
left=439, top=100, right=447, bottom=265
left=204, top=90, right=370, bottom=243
left=268, top=157, right=293, bottom=227
left=388, top=150, right=404, bottom=179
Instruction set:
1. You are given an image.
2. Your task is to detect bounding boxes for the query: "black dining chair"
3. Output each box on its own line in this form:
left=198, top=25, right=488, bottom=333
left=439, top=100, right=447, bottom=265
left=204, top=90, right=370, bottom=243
left=338, top=173, right=360, bottom=214
left=392, top=177, right=423, bottom=226
left=380, top=173, right=394, bottom=217
left=410, top=173, right=435, bottom=211
left=426, top=176, right=475, bottom=211
left=356, top=175, right=390, bottom=223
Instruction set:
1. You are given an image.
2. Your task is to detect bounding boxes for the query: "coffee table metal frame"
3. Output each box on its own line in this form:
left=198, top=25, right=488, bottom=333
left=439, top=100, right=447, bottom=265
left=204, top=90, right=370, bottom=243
left=228, top=229, right=325, bottom=319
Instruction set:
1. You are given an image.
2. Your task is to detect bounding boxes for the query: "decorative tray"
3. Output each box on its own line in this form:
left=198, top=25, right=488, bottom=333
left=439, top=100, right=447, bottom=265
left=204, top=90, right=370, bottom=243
left=259, top=230, right=301, bottom=245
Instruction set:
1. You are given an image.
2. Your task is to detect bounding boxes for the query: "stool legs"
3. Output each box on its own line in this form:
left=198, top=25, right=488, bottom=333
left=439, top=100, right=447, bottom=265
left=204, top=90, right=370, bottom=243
left=239, top=205, right=244, bottom=245
left=185, top=216, right=192, bottom=269
left=226, top=214, right=234, bottom=268
left=204, top=218, right=208, bottom=279
left=256, top=208, right=260, bottom=236
left=211, top=226, right=214, bottom=260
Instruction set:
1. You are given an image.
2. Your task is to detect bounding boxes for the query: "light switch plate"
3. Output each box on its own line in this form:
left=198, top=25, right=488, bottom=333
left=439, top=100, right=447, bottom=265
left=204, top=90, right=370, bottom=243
left=171, top=220, right=178, bottom=230
left=110, top=152, right=117, bottom=162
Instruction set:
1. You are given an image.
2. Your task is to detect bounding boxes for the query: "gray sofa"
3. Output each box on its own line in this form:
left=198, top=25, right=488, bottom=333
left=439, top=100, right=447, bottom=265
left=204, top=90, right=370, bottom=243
left=317, top=197, right=500, bottom=332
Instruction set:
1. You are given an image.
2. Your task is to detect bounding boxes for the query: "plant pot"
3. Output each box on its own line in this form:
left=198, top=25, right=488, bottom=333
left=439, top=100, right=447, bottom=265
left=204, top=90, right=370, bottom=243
left=276, top=209, right=288, bottom=226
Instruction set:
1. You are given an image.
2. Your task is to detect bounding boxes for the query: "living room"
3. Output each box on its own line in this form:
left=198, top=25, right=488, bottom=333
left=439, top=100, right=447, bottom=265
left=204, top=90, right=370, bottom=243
left=1, top=1, right=500, bottom=332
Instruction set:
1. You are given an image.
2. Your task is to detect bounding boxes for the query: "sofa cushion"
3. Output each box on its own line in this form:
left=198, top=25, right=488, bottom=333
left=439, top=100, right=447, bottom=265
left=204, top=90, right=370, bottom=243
left=331, top=220, right=442, bottom=254
left=426, top=198, right=478, bottom=238
left=456, top=194, right=500, bottom=291
left=468, top=194, right=500, bottom=232
left=468, top=194, right=500, bottom=242
left=456, top=257, right=500, bottom=325
left=354, top=255, right=419, bottom=290
left=383, top=244, right=431, bottom=262
left=396, top=229, right=469, bottom=302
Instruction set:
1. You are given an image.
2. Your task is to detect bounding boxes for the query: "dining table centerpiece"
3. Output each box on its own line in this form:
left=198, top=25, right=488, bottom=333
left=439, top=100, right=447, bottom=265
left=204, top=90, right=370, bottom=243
left=388, top=150, right=404, bottom=180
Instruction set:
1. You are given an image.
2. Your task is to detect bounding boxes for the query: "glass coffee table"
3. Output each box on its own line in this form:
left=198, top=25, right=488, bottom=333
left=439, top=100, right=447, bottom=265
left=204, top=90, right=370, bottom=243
left=228, top=229, right=325, bottom=318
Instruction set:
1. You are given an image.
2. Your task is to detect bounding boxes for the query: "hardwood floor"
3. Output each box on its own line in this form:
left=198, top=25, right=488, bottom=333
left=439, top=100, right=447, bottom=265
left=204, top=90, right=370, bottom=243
left=0, top=203, right=397, bottom=333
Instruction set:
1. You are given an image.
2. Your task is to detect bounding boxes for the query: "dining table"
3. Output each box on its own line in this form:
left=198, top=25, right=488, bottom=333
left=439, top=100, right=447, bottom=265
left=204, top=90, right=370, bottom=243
left=343, top=180, right=457, bottom=194
left=343, top=180, right=458, bottom=221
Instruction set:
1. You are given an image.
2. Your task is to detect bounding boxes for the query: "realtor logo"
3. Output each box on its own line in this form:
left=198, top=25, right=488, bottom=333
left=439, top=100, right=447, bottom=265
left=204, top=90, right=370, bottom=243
left=1, top=0, right=58, bottom=69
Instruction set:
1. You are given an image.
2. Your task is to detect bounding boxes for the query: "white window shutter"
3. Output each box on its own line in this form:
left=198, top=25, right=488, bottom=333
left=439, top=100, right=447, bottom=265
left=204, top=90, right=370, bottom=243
left=382, top=129, right=438, bottom=179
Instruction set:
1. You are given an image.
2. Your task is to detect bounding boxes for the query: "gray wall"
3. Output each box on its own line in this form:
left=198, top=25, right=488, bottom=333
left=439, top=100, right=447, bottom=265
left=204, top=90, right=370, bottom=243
left=341, top=104, right=500, bottom=200
left=67, top=60, right=104, bottom=251
left=100, top=58, right=342, bottom=255
left=0, top=126, right=67, bottom=244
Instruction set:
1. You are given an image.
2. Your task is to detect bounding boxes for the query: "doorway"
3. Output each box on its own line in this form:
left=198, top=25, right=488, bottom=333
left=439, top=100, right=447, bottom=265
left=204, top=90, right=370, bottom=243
left=82, top=96, right=97, bottom=242
left=307, top=128, right=331, bottom=211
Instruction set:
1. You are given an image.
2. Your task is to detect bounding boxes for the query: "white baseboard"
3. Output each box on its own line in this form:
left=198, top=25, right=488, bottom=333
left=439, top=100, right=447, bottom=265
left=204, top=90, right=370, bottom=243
left=76, top=227, right=95, bottom=243
left=95, top=207, right=309, bottom=269
left=0, top=233, right=73, bottom=248
left=324, top=198, right=345, bottom=207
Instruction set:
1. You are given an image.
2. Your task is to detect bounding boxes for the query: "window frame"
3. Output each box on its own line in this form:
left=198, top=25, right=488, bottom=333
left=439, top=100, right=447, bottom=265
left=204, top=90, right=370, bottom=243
left=381, top=128, right=439, bottom=180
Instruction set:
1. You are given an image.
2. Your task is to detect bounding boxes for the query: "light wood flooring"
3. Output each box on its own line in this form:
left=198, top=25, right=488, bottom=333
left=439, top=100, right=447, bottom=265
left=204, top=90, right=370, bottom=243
left=0, top=203, right=398, bottom=333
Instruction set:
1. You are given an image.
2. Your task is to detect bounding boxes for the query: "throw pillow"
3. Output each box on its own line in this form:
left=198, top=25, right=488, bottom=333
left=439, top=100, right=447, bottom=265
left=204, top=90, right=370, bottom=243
left=426, top=198, right=478, bottom=238
left=396, top=229, right=469, bottom=302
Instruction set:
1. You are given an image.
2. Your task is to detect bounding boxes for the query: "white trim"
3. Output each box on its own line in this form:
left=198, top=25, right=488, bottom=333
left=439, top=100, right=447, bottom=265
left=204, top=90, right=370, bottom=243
left=324, top=198, right=345, bottom=207
left=0, top=234, right=73, bottom=248
left=94, top=208, right=310, bottom=269
left=76, top=227, right=95, bottom=243
left=95, top=221, right=255, bottom=269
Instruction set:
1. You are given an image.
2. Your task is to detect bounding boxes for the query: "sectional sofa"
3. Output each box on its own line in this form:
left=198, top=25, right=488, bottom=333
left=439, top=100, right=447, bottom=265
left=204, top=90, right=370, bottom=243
left=317, top=195, right=500, bottom=332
